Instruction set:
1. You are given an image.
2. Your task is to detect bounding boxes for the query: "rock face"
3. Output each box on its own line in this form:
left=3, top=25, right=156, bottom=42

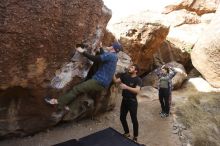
left=0, top=0, right=112, bottom=138
left=163, top=0, right=220, bottom=15
left=153, top=40, right=191, bottom=70
left=110, top=21, right=169, bottom=74
left=164, top=9, right=209, bottom=52
left=108, top=8, right=212, bottom=75
left=102, top=30, right=116, bottom=47
left=191, top=5, right=220, bottom=88
left=0, top=0, right=111, bottom=89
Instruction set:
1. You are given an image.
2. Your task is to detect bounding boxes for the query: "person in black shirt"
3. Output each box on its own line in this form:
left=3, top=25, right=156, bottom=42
left=113, top=64, right=142, bottom=142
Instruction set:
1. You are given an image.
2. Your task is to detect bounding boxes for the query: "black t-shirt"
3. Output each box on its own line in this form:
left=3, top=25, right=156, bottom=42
left=120, top=73, right=142, bottom=99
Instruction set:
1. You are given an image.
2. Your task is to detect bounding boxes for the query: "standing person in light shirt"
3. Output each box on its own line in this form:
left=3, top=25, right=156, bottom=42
left=155, top=65, right=177, bottom=118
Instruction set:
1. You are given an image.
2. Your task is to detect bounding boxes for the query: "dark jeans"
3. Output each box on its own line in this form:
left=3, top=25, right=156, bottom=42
left=159, top=88, right=170, bottom=114
left=120, top=98, right=138, bottom=137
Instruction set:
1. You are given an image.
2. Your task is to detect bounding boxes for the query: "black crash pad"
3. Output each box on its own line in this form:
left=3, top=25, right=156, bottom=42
left=53, top=127, right=145, bottom=146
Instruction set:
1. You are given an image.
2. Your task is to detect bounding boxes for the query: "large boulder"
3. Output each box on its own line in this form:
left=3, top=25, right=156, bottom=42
left=175, top=77, right=220, bottom=94
left=164, top=9, right=209, bottom=53
left=0, top=0, right=111, bottom=89
left=191, top=6, right=220, bottom=87
left=110, top=20, right=169, bottom=74
left=0, top=0, right=113, bottom=138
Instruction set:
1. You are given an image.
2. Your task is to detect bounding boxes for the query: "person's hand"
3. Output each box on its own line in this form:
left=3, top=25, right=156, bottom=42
left=120, top=83, right=128, bottom=90
left=99, top=42, right=103, bottom=48
left=76, top=47, right=85, bottom=53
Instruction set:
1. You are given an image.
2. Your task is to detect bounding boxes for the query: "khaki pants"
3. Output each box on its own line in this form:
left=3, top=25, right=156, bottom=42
left=58, top=79, right=104, bottom=109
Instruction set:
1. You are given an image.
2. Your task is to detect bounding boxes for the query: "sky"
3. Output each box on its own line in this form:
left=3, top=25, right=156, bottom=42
left=103, top=0, right=180, bottom=23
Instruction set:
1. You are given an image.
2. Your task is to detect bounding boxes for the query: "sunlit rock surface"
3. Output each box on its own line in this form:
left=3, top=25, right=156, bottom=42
left=163, top=0, right=220, bottom=15
left=191, top=5, right=220, bottom=88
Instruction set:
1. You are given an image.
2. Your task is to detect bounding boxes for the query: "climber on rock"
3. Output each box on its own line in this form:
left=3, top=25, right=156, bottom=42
left=45, top=41, right=122, bottom=119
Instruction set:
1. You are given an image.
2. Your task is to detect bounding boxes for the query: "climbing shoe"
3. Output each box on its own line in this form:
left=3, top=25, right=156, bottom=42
left=123, top=133, right=130, bottom=138
left=44, top=97, right=58, bottom=105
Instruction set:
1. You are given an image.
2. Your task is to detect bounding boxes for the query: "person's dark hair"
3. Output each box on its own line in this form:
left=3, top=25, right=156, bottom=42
left=133, top=64, right=140, bottom=74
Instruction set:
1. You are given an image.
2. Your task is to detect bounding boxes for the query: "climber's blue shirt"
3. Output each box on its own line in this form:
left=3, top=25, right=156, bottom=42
left=92, top=52, right=118, bottom=88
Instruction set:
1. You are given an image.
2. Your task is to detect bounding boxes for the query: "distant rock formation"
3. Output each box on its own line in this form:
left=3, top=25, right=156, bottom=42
left=191, top=5, right=220, bottom=87
left=108, top=6, right=214, bottom=75
left=163, top=0, right=220, bottom=15
left=110, top=20, right=169, bottom=74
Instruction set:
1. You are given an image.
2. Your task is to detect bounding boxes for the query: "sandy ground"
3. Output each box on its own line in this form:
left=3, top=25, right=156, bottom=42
left=0, top=96, right=181, bottom=146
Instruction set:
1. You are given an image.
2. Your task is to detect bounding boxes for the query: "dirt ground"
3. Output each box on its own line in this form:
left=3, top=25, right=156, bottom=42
left=0, top=96, right=181, bottom=146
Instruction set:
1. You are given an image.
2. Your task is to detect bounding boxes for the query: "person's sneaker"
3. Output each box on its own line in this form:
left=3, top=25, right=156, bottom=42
left=133, top=137, right=138, bottom=142
left=159, top=111, right=164, bottom=115
left=123, top=133, right=130, bottom=138
left=161, top=113, right=169, bottom=118
left=165, top=113, right=169, bottom=117
left=44, top=97, right=58, bottom=105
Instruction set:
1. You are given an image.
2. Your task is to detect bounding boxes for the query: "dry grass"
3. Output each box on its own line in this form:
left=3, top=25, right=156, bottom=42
left=175, top=92, right=220, bottom=146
